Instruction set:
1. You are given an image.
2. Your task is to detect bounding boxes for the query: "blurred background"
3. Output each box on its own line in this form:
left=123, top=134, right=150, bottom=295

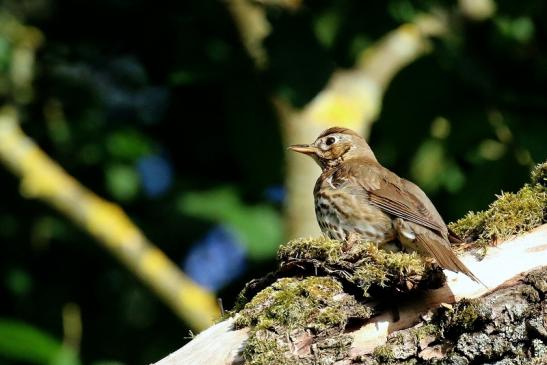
left=0, top=0, right=546, bottom=364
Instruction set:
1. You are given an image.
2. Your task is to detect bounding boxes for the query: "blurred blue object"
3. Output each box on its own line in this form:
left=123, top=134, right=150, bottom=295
left=183, top=226, right=247, bottom=292
left=264, top=185, right=285, bottom=204
left=137, top=154, right=173, bottom=197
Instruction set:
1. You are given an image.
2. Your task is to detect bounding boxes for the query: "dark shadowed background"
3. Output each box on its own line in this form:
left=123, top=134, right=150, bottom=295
left=0, top=0, right=546, bottom=364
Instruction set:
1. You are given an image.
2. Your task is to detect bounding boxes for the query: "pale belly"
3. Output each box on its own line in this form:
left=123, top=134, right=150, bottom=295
left=314, top=191, right=396, bottom=243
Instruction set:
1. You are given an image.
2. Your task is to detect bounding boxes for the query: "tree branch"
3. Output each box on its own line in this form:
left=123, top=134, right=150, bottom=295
left=151, top=223, right=547, bottom=364
left=0, top=107, right=220, bottom=331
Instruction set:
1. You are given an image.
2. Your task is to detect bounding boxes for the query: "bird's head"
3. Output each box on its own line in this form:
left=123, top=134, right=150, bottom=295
left=288, top=127, right=377, bottom=169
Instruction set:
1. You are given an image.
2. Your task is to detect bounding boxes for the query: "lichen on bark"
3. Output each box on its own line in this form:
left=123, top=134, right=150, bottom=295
left=235, top=276, right=371, bottom=364
left=361, top=267, right=547, bottom=365
left=233, top=239, right=444, bottom=365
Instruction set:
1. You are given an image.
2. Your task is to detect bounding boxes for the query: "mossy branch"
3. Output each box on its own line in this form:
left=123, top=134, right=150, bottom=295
left=152, top=162, right=547, bottom=365
left=0, top=107, right=220, bottom=331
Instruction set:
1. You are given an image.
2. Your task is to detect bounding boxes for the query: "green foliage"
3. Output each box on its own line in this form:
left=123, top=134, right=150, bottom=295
left=0, top=319, right=80, bottom=365
left=106, top=130, right=152, bottom=161
left=178, top=187, right=283, bottom=259
left=105, top=164, right=140, bottom=201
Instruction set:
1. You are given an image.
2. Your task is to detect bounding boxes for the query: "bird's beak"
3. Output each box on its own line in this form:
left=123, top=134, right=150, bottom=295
left=288, top=144, right=317, bottom=155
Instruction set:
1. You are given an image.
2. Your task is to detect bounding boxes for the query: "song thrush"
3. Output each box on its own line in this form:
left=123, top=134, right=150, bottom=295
left=289, top=126, right=481, bottom=283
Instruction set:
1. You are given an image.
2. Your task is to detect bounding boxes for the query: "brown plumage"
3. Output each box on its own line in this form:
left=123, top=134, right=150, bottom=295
left=289, top=126, right=482, bottom=283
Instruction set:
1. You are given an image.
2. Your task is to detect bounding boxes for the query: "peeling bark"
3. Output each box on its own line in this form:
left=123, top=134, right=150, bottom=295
left=151, top=224, right=547, bottom=365
left=361, top=267, right=547, bottom=365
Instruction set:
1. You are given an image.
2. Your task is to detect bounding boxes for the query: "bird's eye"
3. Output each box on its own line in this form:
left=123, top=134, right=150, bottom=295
left=325, top=137, right=336, bottom=146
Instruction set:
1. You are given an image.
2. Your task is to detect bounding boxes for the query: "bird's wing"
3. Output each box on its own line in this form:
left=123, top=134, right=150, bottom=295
left=342, top=161, right=449, bottom=239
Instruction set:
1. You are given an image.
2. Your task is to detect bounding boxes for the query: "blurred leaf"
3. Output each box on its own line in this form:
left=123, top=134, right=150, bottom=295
left=0, top=319, right=75, bottom=364
left=178, top=188, right=238, bottom=221
left=4, top=268, right=32, bottom=297
left=478, top=139, right=506, bottom=160
left=442, top=164, right=465, bottom=193
left=410, top=139, right=466, bottom=193
left=51, top=347, right=80, bottom=365
left=313, top=10, right=341, bottom=48
left=495, top=16, right=534, bottom=43
left=177, top=187, right=283, bottom=259
left=410, top=139, right=445, bottom=192
left=388, top=0, right=416, bottom=22
left=106, top=130, right=152, bottom=161
left=430, top=117, right=451, bottom=139
left=0, top=36, right=11, bottom=71
left=105, top=164, right=140, bottom=201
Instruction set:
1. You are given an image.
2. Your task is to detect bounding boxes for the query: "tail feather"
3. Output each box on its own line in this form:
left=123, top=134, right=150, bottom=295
left=447, top=228, right=464, bottom=243
left=416, top=234, right=487, bottom=288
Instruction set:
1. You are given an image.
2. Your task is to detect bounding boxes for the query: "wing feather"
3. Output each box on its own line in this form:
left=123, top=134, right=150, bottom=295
left=344, top=160, right=449, bottom=239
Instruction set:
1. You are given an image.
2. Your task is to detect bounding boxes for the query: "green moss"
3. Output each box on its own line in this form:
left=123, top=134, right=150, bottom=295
left=234, top=276, right=371, bottom=331
left=531, top=161, right=547, bottom=188
left=234, top=276, right=372, bottom=365
left=278, top=235, right=342, bottom=263
left=410, top=324, right=439, bottom=342
left=373, top=344, right=395, bottom=362
left=234, top=238, right=443, bottom=364
left=449, top=162, right=547, bottom=246
left=279, top=238, right=441, bottom=297
left=437, top=299, right=490, bottom=335
left=242, top=329, right=294, bottom=365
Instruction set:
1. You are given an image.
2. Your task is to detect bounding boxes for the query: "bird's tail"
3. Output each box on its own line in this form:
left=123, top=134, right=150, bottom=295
left=416, top=234, right=487, bottom=288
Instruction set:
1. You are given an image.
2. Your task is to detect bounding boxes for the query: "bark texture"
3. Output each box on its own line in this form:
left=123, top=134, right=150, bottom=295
left=360, top=267, right=547, bottom=365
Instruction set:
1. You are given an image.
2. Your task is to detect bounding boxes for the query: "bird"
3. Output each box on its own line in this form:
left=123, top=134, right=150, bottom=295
left=288, top=126, right=482, bottom=284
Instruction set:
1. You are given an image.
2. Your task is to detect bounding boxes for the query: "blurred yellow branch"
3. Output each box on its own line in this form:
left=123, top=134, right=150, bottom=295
left=0, top=107, right=220, bottom=331
left=226, top=0, right=271, bottom=69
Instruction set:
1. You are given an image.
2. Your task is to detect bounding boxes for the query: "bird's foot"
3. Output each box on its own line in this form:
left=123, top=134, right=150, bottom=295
left=342, top=232, right=360, bottom=252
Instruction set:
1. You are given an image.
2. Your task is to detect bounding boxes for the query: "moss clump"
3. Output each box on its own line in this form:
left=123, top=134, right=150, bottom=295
left=278, top=235, right=343, bottom=263
left=531, top=161, right=547, bottom=188
left=235, top=276, right=370, bottom=365
left=279, top=237, right=443, bottom=297
left=235, top=276, right=371, bottom=331
left=373, top=344, right=395, bottom=362
left=437, top=299, right=490, bottom=336
left=242, top=329, right=294, bottom=365
left=410, top=323, right=439, bottom=343
left=449, top=161, right=547, bottom=246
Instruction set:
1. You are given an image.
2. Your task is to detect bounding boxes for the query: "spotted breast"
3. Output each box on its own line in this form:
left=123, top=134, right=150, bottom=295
left=313, top=168, right=396, bottom=243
